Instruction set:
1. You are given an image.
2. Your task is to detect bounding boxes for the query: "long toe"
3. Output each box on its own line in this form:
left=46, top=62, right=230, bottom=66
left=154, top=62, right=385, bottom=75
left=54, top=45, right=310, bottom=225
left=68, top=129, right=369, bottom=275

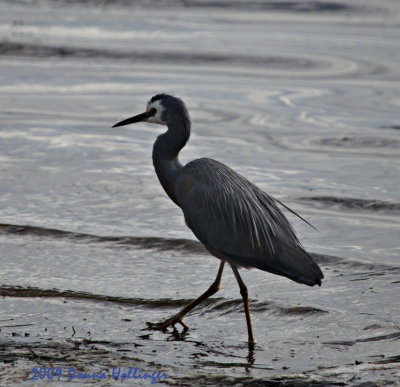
left=146, top=316, right=188, bottom=331
left=146, top=321, right=170, bottom=331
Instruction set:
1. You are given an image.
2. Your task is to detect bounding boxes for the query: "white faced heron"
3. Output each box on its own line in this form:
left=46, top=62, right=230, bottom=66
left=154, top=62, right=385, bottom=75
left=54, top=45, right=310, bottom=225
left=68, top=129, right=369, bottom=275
left=113, top=94, right=324, bottom=344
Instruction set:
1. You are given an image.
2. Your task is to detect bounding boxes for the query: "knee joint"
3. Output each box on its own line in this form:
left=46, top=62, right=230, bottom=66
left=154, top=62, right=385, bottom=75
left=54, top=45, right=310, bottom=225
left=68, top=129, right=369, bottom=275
left=209, top=280, right=220, bottom=293
left=240, top=286, right=248, bottom=299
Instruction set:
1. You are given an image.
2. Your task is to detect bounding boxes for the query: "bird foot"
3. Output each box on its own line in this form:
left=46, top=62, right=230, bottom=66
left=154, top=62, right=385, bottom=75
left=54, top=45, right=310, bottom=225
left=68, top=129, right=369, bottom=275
left=146, top=316, right=189, bottom=332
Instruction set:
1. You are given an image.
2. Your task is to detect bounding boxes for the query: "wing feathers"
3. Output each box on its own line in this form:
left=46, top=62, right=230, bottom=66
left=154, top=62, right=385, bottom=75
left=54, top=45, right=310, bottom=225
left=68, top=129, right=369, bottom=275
left=176, top=158, right=323, bottom=285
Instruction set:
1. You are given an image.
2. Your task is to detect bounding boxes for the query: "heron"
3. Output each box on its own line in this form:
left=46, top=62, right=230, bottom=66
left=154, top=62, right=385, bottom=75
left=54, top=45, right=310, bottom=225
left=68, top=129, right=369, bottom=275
left=112, top=94, right=323, bottom=344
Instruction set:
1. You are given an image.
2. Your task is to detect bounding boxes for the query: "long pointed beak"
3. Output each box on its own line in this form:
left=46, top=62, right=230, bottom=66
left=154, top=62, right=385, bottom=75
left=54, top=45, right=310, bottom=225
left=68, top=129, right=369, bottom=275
left=112, top=110, right=153, bottom=128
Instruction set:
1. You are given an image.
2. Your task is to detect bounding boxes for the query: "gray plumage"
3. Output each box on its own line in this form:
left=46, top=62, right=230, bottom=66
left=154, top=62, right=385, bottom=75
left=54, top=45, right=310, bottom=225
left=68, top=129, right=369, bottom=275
left=176, top=158, right=323, bottom=286
left=112, top=93, right=323, bottom=343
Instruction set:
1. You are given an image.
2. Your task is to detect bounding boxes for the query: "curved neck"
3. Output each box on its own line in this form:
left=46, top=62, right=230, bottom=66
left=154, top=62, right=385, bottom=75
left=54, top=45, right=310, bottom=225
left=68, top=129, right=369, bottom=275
left=152, top=119, right=190, bottom=206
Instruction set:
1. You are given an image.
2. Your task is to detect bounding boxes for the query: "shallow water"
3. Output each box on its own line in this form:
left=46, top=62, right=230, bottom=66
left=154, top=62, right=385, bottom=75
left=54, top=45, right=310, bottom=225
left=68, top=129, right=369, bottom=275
left=0, top=0, right=399, bottom=385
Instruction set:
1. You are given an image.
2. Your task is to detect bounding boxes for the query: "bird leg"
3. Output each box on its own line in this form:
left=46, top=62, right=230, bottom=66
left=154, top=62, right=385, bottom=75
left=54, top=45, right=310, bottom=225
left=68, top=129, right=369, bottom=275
left=147, top=261, right=225, bottom=331
left=230, top=264, right=256, bottom=345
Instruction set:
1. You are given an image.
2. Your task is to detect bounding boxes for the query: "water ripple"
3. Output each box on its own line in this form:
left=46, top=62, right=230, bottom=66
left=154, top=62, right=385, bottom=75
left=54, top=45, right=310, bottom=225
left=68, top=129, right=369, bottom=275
left=0, top=41, right=321, bottom=70
left=1, top=223, right=399, bottom=273
left=0, top=285, right=329, bottom=317
left=265, top=133, right=400, bottom=156
left=0, top=223, right=206, bottom=254
left=7, top=0, right=363, bottom=13
left=321, top=136, right=400, bottom=149
left=0, top=285, right=190, bottom=308
left=323, top=331, right=400, bottom=347
left=298, top=196, right=400, bottom=214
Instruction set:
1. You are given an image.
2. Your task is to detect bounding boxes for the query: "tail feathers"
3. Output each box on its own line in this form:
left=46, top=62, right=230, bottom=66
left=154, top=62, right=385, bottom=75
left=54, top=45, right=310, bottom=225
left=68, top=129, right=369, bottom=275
left=230, top=246, right=324, bottom=286
left=224, top=245, right=323, bottom=287
left=292, top=274, right=322, bottom=287
left=273, top=244, right=324, bottom=287
left=256, top=259, right=323, bottom=287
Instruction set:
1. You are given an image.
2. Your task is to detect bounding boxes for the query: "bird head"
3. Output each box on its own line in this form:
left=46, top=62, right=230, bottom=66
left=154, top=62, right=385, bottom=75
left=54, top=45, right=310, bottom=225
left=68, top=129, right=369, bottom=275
left=112, top=94, right=190, bottom=128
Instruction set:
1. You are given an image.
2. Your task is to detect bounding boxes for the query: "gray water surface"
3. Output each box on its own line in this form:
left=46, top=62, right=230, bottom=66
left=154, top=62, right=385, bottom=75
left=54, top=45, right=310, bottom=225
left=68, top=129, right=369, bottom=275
left=0, top=0, right=399, bottom=385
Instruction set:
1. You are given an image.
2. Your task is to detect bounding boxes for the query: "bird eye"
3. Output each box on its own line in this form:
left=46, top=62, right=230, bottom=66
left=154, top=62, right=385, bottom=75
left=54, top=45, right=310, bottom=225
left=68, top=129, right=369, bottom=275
left=149, top=107, right=157, bottom=116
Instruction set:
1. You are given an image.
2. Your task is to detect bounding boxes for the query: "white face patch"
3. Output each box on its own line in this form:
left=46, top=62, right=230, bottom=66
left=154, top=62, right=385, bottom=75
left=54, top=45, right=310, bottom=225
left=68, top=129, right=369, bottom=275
left=146, top=99, right=166, bottom=125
